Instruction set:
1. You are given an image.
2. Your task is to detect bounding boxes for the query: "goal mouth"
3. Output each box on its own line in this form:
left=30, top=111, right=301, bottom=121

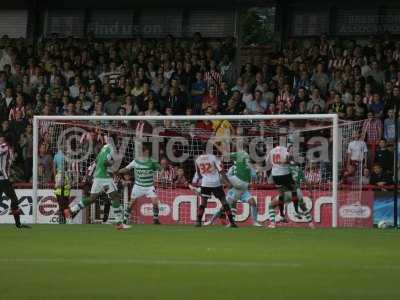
left=32, top=114, right=345, bottom=227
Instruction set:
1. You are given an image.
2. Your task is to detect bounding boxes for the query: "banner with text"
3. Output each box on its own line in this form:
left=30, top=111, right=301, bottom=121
left=0, top=189, right=83, bottom=224
left=128, top=189, right=374, bottom=228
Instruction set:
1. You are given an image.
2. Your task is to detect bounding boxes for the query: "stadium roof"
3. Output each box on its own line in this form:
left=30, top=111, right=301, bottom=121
left=3, top=0, right=276, bottom=9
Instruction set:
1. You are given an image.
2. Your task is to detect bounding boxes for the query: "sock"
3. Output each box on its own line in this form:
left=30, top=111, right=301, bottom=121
left=268, top=203, right=276, bottom=223
left=112, top=201, right=123, bottom=224
left=103, top=200, right=111, bottom=222
left=250, top=204, right=258, bottom=224
left=197, top=205, right=206, bottom=223
left=153, top=203, right=159, bottom=220
left=222, top=203, right=235, bottom=224
left=11, top=208, right=21, bottom=227
left=123, top=202, right=132, bottom=224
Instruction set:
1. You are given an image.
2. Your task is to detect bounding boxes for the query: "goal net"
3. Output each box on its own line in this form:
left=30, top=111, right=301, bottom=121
left=32, top=114, right=372, bottom=228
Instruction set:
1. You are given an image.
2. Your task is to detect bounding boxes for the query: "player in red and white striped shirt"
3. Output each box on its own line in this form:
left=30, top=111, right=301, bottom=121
left=0, top=135, right=30, bottom=228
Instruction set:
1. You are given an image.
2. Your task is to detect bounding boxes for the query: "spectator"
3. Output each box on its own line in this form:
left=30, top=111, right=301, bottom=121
left=218, top=81, right=231, bottom=112
left=375, top=139, right=394, bottom=174
left=9, top=93, right=26, bottom=121
left=311, top=63, right=329, bottom=96
left=341, top=164, right=358, bottom=185
left=191, top=71, right=206, bottom=114
left=104, top=92, right=121, bottom=115
left=19, top=124, right=33, bottom=181
left=174, top=167, right=188, bottom=186
left=122, top=95, right=139, bottom=116
left=243, top=90, right=268, bottom=114
left=370, top=163, right=393, bottom=190
left=329, top=93, right=346, bottom=118
left=144, top=100, right=160, bottom=116
left=384, top=109, right=396, bottom=143
left=347, top=130, right=368, bottom=166
left=202, top=85, right=218, bottom=112
left=38, top=144, right=53, bottom=183
left=165, top=87, right=186, bottom=115
left=368, top=93, right=385, bottom=119
left=362, top=168, right=370, bottom=185
left=204, top=60, right=222, bottom=93
left=362, top=111, right=383, bottom=162
left=156, top=157, right=176, bottom=184
left=307, top=88, right=325, bottom=112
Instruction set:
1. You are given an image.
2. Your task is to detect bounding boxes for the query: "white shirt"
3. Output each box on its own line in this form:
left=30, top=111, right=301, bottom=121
left=347, top=140, right=367, bottom=161
left=193, top=154, right=223, bottom=188
left=266, top=146, right=290, bottom=176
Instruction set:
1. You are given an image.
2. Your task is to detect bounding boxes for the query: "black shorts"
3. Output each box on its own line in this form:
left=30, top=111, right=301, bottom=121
left=200, top=186, right=226, bottom=200
left=272, top=174, right=293, bottom=190
left=0, top=179, right=18, bottom=200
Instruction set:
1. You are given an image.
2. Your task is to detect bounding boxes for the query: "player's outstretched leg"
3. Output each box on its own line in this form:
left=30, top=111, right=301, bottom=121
left=66, top=195, right=92, bottom=221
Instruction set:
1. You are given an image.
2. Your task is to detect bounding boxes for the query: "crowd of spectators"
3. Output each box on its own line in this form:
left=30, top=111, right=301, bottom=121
left=0, top=32, right=399, bottom=189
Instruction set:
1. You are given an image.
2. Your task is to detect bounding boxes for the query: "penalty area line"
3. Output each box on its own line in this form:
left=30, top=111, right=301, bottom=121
left=0, top=257, right=299, bottom=268
left=1, top=258, right=400, bottom=271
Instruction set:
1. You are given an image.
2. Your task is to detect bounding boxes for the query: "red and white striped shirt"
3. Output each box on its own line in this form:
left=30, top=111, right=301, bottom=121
left=204, top=70, right=222, bottom=93
left=0, top=143, right=13, bottom=180
left=9, top=105, right=25, bottom=121
left=156, top=165, right=176, bottom=184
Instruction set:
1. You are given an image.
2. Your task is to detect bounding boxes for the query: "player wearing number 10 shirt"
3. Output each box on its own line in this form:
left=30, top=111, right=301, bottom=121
left=265, top=145, right=294, bottom=228
left=192, top=153, right=237, bottom=227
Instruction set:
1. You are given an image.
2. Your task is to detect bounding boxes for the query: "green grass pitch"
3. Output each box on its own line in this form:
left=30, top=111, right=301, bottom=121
left=0, top=225, right=399, bottom=300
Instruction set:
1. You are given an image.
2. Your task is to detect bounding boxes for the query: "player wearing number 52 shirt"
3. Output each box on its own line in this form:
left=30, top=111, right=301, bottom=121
left=0, top=135, right=30, bottom=228
left=265, top=145, right=294, bottom=228
left=118, top=146, right=161, bottom=225
left=191, top=153, right=237, bottom=227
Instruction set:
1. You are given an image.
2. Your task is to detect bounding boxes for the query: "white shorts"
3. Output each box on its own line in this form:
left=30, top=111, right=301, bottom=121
left=90, top=178, right=117, bottom=195
left=131, top=185, right=157, bottom=199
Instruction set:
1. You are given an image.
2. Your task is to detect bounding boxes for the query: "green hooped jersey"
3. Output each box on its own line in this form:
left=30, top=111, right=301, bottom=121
left=94, top=144, right=114, bottom=179
left=289, top=165, right=305, bottom=188
left=229, top=151, right=252, bottom=183
left=126, top=158, right=160, bottom=187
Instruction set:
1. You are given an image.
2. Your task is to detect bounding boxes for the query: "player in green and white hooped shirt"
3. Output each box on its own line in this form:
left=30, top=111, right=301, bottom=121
left=66, top=133, right=129, bottom=230
left=118, top=146, right=161, bottom=225
left=205, top=151, right=262, bottom=227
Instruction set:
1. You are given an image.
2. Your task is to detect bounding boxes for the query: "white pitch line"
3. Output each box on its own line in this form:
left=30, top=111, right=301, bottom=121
left=0, top=258, right=299, bottom=268
left=0, top=258, right=400, bottom=271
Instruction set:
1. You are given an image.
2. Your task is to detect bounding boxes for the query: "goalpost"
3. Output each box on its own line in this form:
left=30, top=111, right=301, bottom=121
left=32, top=114, right=341, bottom=227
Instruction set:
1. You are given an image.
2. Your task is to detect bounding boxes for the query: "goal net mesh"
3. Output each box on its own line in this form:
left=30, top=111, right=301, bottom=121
left=34, top=116, right=369, bottom=228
